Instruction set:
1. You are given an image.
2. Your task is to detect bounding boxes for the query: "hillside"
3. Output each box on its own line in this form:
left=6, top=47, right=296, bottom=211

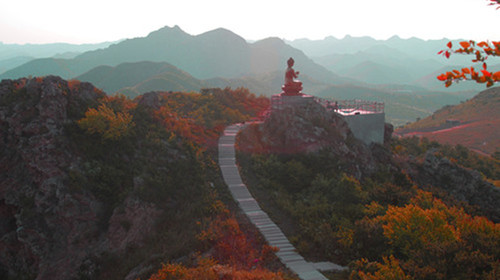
left=0, top=77, right=286, bottom=280
left=396, top=87, right=500, bottom=155
left=236, top=99, right=499, bottom=279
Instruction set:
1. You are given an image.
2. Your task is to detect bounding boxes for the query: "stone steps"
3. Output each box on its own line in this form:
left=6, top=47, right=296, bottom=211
left=218, top=124, right=346, bottom=280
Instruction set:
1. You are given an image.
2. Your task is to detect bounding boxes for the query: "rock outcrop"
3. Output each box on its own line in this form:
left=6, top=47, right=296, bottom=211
left=408, top=151, right=500, bottom=222
left=237, top=99, right=384, bottom=179
left=0, top=77, right=162, bottom=279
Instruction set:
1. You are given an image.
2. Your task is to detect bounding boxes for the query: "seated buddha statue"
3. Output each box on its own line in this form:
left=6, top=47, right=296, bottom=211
left=282, top=57, right=303, bottom=95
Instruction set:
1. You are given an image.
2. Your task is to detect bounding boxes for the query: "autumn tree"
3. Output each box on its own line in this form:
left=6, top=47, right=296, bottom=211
left=351, top=191, right=500, bottom=279
left=437, top=0, right=500, bottom=87
left=77, top=102, right=135, bottom=140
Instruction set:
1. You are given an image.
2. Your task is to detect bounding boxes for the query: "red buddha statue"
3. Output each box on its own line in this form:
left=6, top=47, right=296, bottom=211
left=282, top=57, right=303, bottom=96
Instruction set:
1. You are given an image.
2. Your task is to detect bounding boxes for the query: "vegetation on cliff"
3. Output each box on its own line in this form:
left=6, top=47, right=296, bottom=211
left=0, top=76, right=282, bottom=280
left=236, top=103, right=499, bottom=280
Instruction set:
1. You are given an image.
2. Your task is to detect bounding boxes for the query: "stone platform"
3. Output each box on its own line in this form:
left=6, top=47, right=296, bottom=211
left=271, top=93, right=315, bottom=110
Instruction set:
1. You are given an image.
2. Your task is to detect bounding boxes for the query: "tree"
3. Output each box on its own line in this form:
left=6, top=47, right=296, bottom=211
left=77, top=103, right=135, bottom=140
left=437, top=1, right=500, bottom=87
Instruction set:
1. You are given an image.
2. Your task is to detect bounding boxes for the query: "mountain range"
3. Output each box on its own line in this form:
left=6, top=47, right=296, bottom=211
left=288, top=35, right=500, bottom=91
left=0, top=26, right=343, bottom=84
left=0, top=41, right=115, bottom=74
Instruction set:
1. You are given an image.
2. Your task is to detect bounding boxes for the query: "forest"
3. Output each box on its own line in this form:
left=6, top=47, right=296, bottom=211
left=236, top=133, right=499, bottom=280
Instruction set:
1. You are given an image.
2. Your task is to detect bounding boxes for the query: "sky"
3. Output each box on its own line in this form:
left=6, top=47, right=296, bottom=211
left=0, top=0, right=498, bottom=44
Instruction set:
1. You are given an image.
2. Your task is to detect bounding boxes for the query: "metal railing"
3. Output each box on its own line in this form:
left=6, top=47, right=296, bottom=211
left=269, top=94, right=384, bottom=117
left=314, top=97, right=384, bottom=114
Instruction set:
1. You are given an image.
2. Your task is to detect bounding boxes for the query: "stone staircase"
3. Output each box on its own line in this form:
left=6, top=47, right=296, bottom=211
left=218, top=124, right=346, bottom=280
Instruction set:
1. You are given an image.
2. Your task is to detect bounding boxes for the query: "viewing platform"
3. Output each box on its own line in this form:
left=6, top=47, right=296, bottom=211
left=270, top=94, right=386, bottom=145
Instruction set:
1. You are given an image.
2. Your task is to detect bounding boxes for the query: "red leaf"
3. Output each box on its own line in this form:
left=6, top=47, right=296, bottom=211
left=459, top=41, right=470, bottom=49
left=492, top=71, right=500, bottom=81
left=437, top=74, right=447, bottom=81
left=478, top=41, right=489, bottom=48
left=481, top=69, right=492, bottom=78
left=447, top=41, right=453, bottom=48
left=445, top=51, right=450, bottom=59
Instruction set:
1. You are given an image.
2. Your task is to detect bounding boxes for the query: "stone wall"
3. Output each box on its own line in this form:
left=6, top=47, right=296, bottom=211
left=343, top=113, right=385, bottom=145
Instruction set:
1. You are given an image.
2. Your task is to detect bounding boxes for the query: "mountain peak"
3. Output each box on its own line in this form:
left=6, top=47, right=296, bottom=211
left=147, top=25, right=190, bottom=39
left=197, top=28, right=246, bottom=42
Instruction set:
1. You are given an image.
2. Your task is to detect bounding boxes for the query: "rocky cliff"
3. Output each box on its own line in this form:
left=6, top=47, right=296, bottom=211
left=0, top=77, right=166, bottom=279
left=237, top=99, right=390, bottom=179
left=407, top=151, right=500, bottom=222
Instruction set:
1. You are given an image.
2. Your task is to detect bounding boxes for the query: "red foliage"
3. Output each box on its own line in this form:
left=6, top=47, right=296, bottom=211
left=437, top=40, right=500, bottom=87
left=197, top=201, right=278, bottom=270
left=147, top=201, right=284, bottom=280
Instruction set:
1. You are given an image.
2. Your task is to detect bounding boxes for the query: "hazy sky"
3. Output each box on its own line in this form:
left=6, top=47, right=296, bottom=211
left=1, top=0, right=498, bottom=44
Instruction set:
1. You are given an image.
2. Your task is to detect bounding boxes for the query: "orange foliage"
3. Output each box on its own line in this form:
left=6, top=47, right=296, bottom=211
left=352, top=256, right=413, bottom=280
left=197, top=201, right=279, bottom=270
left=148, top=258, right=284, bottom=280
left=77, top=103, right=135, bottom=140
left=437, top=40, right=500, bottom=87
left=102, top=93, right=137, bottom=112
left=67, top=79, right=81, bottom=90
left=154, top=105, right=217, bottom=146
left=148, top=201, right=284, bottom=280
left=360, top=191, right=500, bottom=279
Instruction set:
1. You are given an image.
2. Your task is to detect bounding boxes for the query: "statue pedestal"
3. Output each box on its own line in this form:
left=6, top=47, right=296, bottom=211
left=281, top=83, right=303, bottom=96
left=271, top=93, right=314, bottom=111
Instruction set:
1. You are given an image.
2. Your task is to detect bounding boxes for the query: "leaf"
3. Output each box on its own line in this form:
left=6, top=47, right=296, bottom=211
left=447, top=41, right=453, bottom=49
left=481, top=69, right=492, bottom=78
left=478, top=41, right=489, bottom=48
left=459, top=41, right=470, bottom=49
left=462, top=68, right=470, bottom=74
left=437, top=74, right=447, bottom=81
left=492, top=71, right=500, bottom=81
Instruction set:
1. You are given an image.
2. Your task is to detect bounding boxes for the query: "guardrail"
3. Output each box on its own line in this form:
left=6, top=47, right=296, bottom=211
left=314, top=97, right=384, bottom=114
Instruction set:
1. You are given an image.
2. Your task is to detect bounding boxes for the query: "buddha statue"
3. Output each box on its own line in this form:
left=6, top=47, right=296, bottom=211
left=282, top=57, right=303, bottom=95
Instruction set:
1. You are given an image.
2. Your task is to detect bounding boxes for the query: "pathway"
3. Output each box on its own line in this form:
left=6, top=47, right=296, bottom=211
left=218, top=124, right=345, bottom=280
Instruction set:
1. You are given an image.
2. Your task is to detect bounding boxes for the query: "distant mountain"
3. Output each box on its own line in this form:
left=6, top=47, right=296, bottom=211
left=343, top=61, right=414, bottom=84
left=76, top=61, right=330, bottom=98
left=288, top=36, right=500, bottom=89
left=0, top=41, right=116, bottom=75
left=0, top=41, right=116, bottom=61
left=1, top=26, right=346, bottom=86
left=0, top=56, right=33, bottom=74
left=288, top=35, right=380, bottom=56
left=76, top=61, right=203, bottom=95
left=396, top=87, right=500, bottom=155
left=288, top=35, right=470, bottom=63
